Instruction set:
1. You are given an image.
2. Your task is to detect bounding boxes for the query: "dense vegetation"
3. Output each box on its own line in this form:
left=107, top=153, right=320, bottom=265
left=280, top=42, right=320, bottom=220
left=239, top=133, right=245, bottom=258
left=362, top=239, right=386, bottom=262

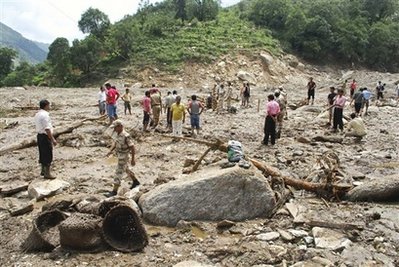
left=1, top=0, right=399, bottom=87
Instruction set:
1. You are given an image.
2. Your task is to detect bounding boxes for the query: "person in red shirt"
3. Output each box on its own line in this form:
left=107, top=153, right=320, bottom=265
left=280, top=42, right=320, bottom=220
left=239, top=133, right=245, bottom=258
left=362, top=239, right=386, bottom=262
left=262, top=94, right=280, bottom=146
left=350, top=79, right=357, bottom=98
left=105, top=83, right=120, bottom=124
left=141, top=91, right=152, bottom=132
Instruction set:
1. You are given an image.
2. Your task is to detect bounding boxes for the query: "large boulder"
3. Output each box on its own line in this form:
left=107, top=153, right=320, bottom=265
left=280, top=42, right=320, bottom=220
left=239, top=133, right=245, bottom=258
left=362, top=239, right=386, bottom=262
left=139, top=166, right=276, bottom=226
left=236, top=71, right=257, bottom=85
left=260, top=53, right=274, bottom=68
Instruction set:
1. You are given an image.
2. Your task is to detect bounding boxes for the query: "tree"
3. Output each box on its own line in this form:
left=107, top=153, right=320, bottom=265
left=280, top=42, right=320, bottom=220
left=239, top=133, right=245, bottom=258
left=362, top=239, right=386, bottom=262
left=2, top=62, right=38, bottom=86
left=47, top=37, right=71, bottom=85
left=78, top=7, right=110, bottom=38
left=175, top=0, right=187, bottom=22
left=363, top=0, right=398, bottom=22
left=70, top=36, right=102, bottom=75
left=0, top=47, right=17, bottom=80
left=249, top=0, right=292, bottom=30
left=188, top=0, right=220, bottom=21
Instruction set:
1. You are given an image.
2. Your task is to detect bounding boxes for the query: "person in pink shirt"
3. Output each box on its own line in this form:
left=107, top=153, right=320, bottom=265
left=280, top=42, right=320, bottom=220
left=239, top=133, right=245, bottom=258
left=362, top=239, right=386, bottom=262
left=105, top=83, right=120, bottom=124
left=331, top=89, right=346, bottom=132
left=262, top=94, right=280, bottom=145
left=141, top=90, right=152, bottom=132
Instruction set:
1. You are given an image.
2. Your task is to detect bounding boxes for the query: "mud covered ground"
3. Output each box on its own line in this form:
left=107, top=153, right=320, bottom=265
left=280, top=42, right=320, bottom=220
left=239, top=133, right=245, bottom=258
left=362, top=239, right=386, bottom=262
left=0, top=63, right=398, bottom=266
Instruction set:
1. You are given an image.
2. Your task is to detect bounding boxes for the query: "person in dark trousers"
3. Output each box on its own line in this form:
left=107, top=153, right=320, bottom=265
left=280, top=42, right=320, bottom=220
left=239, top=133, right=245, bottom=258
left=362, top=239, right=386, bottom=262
left=350, top=88, right=364, bottom=116
left=330, top=89, right=347, bottom=132
left=307, top=77, right=316, bottom=105
left=262, top=94, right=280, bottom=145
left=327, top=87, right=337, bottom=126
left=34, top=99, right=57, bottom=179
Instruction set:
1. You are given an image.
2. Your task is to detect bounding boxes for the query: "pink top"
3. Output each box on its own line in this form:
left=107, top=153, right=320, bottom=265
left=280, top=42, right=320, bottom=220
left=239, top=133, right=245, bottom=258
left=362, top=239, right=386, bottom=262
left=142, top=96, right=151, bottom=113
left=334, top=95, right=346, bottom=108
left=266, top=100, right=280, bottom=116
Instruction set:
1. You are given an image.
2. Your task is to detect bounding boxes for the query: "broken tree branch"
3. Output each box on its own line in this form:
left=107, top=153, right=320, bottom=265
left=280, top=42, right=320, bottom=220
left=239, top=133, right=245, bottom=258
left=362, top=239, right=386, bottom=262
left=0, top=115, right=106, bottom=156
left=191, top=147, right=213, bottom=173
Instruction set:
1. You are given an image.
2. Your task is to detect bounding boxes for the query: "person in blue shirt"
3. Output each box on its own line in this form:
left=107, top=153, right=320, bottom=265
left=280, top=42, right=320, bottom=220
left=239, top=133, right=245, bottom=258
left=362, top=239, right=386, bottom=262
left=362, top=87, right=371, bottom=115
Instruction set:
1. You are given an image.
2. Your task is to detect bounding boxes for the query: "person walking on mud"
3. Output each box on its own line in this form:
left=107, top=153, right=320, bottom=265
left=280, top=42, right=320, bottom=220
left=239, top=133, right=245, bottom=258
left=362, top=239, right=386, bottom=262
left=141, top=91, right=152, bottom=132
left=105, top=119, right=140, bottom=197
left=187, top=94, right=204, bottom=137
left=35, top=99, right=57, bottom=179
left=98, top=86, right=107, bottom=115
left=307, top=77, right=316, bottom=105
left=330, top=89, right=347, bottom=132
left=327, top=87, right=337, bottom=127
left=262, top=94, right=280, bottom=146
left=105, top=83, right=120, bottom=124
left=274, top=90, right=285, bottom=139
left=171, top=95, right=186, bottom=136
left=121, top=88, right=132, bottom=115
left=150, top=89, right=162, bottom=129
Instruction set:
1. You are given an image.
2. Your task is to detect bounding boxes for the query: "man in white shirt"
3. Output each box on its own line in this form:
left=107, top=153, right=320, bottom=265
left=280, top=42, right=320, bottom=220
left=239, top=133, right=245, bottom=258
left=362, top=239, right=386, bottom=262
left=98, top=86, right=107, bottom=115
left=345, top=113, right=367, bottom=140
left=34, top=100, right=57, bottom=179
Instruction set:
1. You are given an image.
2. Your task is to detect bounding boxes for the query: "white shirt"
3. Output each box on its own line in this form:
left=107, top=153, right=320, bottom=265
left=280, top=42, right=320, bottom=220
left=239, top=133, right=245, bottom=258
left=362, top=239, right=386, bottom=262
left=347, top=118, right=366, bottom=136
left=98, top=90, right=107, bottom=102
left=35, top=109, right=53, bottom=134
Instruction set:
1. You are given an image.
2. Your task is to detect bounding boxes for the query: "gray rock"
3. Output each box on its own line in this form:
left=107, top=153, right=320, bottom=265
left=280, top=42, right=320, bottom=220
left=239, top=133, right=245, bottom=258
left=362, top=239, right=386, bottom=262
left=312, top=135, right=343, bottom=144
left=312, top=227, right=352, bottom=250
left=296, top=136, right=311, bottom=144
left=28, top=179, right=70, bottom=200
left=139, top=166, right=276, bottom=226
left=260, top=53, right=274, bottom=68
left=285, top=202, right=308, bottom=223
left=297, top=105, right=323, bottom=113
left=0, top=182, right=29, bottom=196
left=287, top=229, right=308, bottom=238
left=346, top=169, right=366, bottom=180
left=173, top=261, right=214, bottom=267
left=237, top=70, right=256, bottom=84
left=278, top=229, right=294, bottom=241
left=256, top=232, right=280, bottom=241
left=4, top=198, right=34, bottom=216
left=293, top=150, right=304, bottom=157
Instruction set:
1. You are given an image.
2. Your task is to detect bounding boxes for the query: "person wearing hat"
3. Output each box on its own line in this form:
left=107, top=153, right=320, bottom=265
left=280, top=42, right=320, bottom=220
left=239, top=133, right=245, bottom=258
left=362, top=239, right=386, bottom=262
left=105, top=119, right=140, bottom=197
left=34, top=99, right=57, bottom=179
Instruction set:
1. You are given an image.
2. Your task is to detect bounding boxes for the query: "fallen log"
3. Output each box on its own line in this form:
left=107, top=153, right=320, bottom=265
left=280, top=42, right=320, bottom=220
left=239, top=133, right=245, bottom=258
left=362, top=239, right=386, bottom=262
left=191, top=147, right=212, bottom=173
left=345, top=179, right=399, bottom=202
left=305, top=220, right=364, bottom=230
left=312, top=135, right=343, bottom=143
left=0, top=115, right=106, bottom=156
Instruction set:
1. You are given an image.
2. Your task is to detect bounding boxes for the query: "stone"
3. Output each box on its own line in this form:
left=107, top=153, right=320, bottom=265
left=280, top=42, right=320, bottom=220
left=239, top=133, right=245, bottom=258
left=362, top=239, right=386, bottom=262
left=28, top=179, right=70, bottom=200
left=297, top=62, right=305, bottom=71
left=216, top=219, right=236, bottom=229
left=278, top=229, right=294, bottom=241
left=256, top=232, right=280, bottom=241
left=297, top=105, right=324, bottom=113
left=287, top=229, right=308, bottom=238
left=312, top=135, right=343, bottom=144
left=285, top=202, right=308, bottom=223
left=296, top=136, right=311, bottom=144
left=0, top=182, right=29, bottom=196
left=292, top=150, right=304, bottom=157
left=312, top=227, right=352, bottom=250
left=217, top=61, right=226, bottom=68
left=346, top=169, right=366, bottom=180
left=139, top=166, right=276, bottom=226
left=269, top=245, right=287, bottom=257
left=236, top=70, right=256, bottom=85
left=4, top=198, right=34, bottom=216
left=123, top=186, right=142, bottom=202
left=260, top=53, right=274, bottom=69
left=173, top=261, right=214, bottom=267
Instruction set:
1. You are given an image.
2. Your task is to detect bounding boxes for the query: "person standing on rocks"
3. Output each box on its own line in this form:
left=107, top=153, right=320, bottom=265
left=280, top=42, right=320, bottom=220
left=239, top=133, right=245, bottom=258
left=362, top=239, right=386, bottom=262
left=105, top=83, right=120, bottom=124
left=98, top=86, right=107, bottom=115
left=141, top=91, right=152, bottom=132
left=225, top=81, right=233, bottom=110
left=350, top=88, right=364, bottom=116
left=163, top=91, right=174, bottom=130
left=217, top=83, right=225, bottom=113
left=327, top=87, right=337, bottom=127
left=345, top=113, right=367, bottom=141
left=376, top=81, right=385, bottom=100
left=331, top=89, right=347, bottom=132
left=274, top=90, right=286, bottom=139
left=171, top=95, right=186, bottom=136
left=241, top=82, right=251, bottom=108
left=349, top=79, right=357, bottom=98
left=121, top=88, right=132, bottom=115
left=362, top=87, right=371, bottom=115
left=150, top=89, right=162, bottom=129
left=187, top=94, right=204, bottom=137
left=306, top=77, right=316, bottom=105
left=35, top=99, right=57, bottom=179
left=105, top=119, right=140, bottom=197
left=262, top=94, right=280, bottom=146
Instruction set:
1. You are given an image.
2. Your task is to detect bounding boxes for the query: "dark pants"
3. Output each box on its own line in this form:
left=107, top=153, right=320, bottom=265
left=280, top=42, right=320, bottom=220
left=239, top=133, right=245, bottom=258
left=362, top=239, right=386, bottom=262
left=377, top=91, right=383, bottom=99
left=333, top=108, right=343, bottom=131
left=166, top=107, right=172, bottom=127
left=37, top=134, right=53, bottom=165
left=307, top=89, right=315, bottom=100
left=354, top=103, right=362, bottom=113
left=263, top=116, right=276, bottom=145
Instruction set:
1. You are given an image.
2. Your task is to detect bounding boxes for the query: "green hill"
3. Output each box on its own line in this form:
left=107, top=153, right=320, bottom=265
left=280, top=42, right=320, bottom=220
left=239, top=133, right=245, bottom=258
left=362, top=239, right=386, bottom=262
left=0, top=22, right=48, bottom=64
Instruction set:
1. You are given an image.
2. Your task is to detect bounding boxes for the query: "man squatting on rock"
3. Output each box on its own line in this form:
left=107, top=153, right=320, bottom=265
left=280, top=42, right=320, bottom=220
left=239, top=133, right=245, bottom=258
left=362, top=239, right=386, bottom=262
left=35, top=99, right=57, bottom=179
left=105, top=119, right=140, bottom=197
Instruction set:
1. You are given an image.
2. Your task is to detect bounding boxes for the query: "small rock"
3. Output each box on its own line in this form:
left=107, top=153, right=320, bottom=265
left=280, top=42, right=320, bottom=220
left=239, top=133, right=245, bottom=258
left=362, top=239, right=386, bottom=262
left=268, top=245, right=287, bottom=257
left=256, top=232, right=280, bottom=241
left=28, top=179, right=70, bottom=200
left=287, top=229, right=308, bottom=238
left=173, top=261, right=214, bottom=267
left=304, top=236, right=314, bottom=244
left=312, top=227, right=352, bottom=250
left=216, top=219, right=236, bottom=229
left=278, top=229, right=294, bottom=241
left=5, top=198, right=34, bottom=216
left=296, top=136, right=311, bottom=144
left=292, top=150, right=304, bottom=157
left=0, top=182, right=29, bottom=197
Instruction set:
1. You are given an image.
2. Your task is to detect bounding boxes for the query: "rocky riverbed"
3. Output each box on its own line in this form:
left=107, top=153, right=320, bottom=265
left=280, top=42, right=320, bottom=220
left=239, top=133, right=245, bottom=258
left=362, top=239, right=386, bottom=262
left=0, top=55, right=398, bottom=266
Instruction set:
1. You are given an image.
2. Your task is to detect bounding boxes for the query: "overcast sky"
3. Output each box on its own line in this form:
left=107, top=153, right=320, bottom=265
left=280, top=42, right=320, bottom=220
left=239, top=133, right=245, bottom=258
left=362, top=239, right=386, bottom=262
left=0, top=0, right=241, bottom=44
